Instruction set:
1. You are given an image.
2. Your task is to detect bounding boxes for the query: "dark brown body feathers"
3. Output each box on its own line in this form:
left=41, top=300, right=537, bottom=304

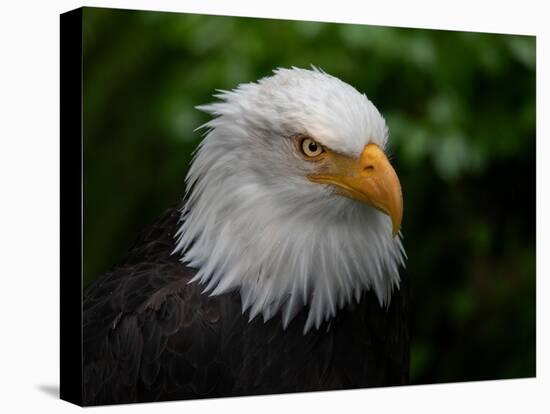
left=83, top=207, right=409, bottom=405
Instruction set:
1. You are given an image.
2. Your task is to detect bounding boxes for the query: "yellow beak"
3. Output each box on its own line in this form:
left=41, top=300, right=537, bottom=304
left=309, top=143, right=403, bottom=237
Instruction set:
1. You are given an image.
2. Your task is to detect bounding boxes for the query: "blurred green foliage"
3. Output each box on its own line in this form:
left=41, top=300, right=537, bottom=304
left=82, top=7, right=535, bottom=385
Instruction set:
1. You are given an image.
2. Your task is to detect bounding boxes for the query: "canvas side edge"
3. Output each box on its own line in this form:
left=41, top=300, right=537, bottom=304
left=60, top=7, right=84, bottom=407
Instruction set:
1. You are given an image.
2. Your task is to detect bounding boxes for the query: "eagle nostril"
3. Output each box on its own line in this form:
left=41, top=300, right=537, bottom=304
left=363, top=164, right=375, bottom=172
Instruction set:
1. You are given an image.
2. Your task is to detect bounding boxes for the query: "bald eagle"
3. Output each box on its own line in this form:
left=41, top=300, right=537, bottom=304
left=83, top=67, right=408, bottom=405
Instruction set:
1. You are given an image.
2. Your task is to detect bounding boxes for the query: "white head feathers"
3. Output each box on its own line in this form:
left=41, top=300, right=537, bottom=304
left=173, top=67, right=406, bottom=333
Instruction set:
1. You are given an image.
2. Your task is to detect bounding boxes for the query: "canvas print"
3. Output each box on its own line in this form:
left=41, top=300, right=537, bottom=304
left=60, top=6, right=536, bottom=406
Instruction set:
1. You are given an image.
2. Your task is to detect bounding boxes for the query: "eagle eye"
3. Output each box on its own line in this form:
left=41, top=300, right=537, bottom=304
left=300, top=137, right=324, bottom=158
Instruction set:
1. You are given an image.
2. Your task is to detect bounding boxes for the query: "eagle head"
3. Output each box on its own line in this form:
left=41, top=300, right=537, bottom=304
left=174, top=67, right=406, bottom=332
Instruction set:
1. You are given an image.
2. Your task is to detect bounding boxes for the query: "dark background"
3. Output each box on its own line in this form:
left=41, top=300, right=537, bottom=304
left=82, top=7, right=536, bottom=385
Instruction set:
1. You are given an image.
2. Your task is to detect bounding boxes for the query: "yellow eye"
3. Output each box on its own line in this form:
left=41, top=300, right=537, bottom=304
left=301, top=138, right=324, bottom=158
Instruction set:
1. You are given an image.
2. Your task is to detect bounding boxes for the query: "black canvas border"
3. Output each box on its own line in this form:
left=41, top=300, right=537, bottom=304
left=60, top=7, right=83, bottom=406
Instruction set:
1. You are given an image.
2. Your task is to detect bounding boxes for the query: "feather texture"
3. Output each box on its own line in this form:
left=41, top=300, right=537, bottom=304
left=83, top=206, right=409, bottom=405
left=82, top=68, right=410, bottom=404
left=174, top=67, right=406, bottom=332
